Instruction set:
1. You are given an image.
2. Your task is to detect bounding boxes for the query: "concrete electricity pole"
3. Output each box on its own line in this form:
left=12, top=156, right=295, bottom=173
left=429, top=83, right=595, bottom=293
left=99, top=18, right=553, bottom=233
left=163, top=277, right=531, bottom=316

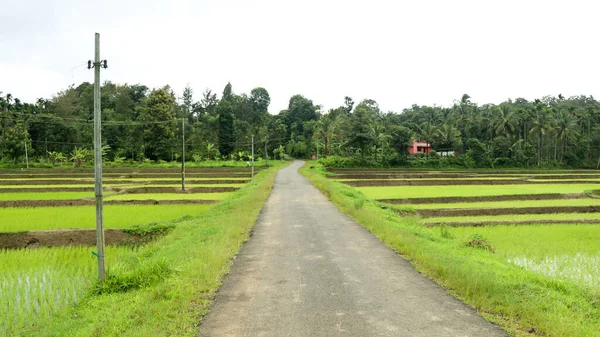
left=181, top=116, right=185, bottom=191
left=89, top=33, right=108, bottom=283
left=251, top=135, right=255, bottom=183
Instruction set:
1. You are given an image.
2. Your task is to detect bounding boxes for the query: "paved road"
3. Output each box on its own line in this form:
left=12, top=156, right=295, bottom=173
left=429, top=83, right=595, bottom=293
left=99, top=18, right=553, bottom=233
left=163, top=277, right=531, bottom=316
left=198, top=161, right=507, bottom=337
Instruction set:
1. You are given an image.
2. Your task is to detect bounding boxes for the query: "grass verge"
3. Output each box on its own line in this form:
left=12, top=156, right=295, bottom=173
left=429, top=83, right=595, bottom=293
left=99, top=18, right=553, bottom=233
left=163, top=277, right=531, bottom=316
left=301, top=162, right=600, bottom=337
left=22, top=161, right=286, bottom=337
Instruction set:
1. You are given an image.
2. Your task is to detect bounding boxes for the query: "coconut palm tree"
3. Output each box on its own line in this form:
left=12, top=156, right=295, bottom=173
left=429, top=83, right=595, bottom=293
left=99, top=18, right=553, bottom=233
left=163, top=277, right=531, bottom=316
left=554, top=109, right=579, bottom=162
left=369, top=122, right=391, bottom=162
left=529, top=109, right=554, bottom=165
left=493, top=104, right=519, bottom=138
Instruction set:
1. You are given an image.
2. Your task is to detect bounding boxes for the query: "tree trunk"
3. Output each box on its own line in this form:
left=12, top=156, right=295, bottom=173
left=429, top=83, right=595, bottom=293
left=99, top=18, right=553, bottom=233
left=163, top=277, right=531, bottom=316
left=554, top=135, right=558, bottom=162
left=538, top=131, right=542, bottom=166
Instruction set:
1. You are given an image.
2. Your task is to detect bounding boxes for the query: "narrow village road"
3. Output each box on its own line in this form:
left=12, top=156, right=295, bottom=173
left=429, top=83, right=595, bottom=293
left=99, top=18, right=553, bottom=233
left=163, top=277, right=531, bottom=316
left=198, top=161, right=506, bottom=337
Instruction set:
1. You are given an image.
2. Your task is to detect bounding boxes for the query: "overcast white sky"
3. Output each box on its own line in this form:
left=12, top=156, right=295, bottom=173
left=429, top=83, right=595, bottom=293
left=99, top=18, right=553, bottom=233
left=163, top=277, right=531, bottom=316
left=1, top=0, right=599, bottom=113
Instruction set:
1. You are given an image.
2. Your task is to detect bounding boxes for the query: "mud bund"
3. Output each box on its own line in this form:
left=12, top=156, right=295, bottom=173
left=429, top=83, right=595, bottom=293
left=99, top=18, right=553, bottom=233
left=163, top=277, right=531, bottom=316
left=0, top=199, right=219, bottom=208
left=416, top=205, right=600, bottom=218
left=0, top=229, right=138, bottom=249
left=424, top=219, right=600, bottom=227
left=377, top=193, right=590, bottom=204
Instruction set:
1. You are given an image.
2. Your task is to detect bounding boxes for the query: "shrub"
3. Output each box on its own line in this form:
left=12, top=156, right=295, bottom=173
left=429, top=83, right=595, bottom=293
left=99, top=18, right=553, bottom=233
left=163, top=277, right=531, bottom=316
left=465, top=233, right=495, bottom=253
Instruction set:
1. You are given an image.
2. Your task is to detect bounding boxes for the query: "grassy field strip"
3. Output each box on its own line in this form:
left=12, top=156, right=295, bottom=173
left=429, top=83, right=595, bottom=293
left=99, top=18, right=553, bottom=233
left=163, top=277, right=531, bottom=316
left=408, top=199, right=600, bottom=209
left=0, top=204, right=214, bottom=232
left=358, top=184, right=600, bottom=199
left=447, top=224, right=600, bottom=293
left=423, top=213, right=600, bottom=223
left=0, top=246, right=133, bottom=336
left=104, top=193, right=230, bottom=201
left=0, top=192, right=108, bottom=201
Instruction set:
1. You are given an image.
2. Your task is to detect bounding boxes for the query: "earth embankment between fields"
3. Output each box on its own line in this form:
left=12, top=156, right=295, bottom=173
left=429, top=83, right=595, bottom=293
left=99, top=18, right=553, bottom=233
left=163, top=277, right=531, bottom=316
left=0, top=229, right=136, bottom=249
left=0, top=199, right=218, bottom=208
left=424, top=219, right=600, bottom=227
left=416, top=205, right=600, bottom=218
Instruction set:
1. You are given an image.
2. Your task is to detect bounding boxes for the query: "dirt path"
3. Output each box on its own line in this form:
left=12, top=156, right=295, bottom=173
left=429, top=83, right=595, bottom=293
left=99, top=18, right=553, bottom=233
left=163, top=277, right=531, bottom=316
left=197, top=161, right=506, bottom=337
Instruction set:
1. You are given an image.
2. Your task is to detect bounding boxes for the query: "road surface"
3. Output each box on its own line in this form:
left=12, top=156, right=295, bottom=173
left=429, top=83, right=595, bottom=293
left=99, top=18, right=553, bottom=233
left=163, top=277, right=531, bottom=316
left=198, top=161, right=506, bottom=337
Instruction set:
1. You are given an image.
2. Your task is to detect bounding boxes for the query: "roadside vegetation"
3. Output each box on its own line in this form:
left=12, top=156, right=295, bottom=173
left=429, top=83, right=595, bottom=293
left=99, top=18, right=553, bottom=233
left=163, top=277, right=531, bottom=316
left=302, top=162, right=600, bottom=337
left=1, top=162, right=285, bottom=337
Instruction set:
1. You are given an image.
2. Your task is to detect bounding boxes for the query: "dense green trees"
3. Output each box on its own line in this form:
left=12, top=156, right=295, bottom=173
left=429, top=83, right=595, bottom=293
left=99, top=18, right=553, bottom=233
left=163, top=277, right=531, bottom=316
left=2, top=84, right=600, bottom=168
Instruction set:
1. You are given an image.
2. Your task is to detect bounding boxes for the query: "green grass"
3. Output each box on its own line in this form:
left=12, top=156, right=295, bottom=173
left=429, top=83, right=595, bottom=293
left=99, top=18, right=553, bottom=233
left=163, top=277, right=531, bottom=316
left=0, top=192, right=109, bottom=201
left=0, top=246, right=133, bottom=337
left=359, top=184, right=600, bottom=199
left=302, top=162, right=600, bottom=337
left=424, top=213, right=600, bottom=223
left=446, top=224, right=600, bottom=294
left=105, top=193, right=230, bottom=201
left=21, top=161, right=286, bottom=336
left=0, top=204, right=214, bottom=232
left=410, top=198, right=600, bottom=209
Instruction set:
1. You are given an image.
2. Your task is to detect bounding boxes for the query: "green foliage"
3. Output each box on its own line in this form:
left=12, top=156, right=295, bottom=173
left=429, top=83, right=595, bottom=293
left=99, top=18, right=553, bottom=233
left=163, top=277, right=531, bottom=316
left=92, top=258, right=172, bottom=295
left=0, top=121, right=32, bottom=162
left=4, top=85, right=600, bottom=169
left=123, top=222, right=176, bottom=243
left=465, top=233, right=495, bottom=253
left=318, top=155, right=382, bottom=168
left=439, top=225, right=455, bottom=239
left=138, top=89, right=177, bottom=161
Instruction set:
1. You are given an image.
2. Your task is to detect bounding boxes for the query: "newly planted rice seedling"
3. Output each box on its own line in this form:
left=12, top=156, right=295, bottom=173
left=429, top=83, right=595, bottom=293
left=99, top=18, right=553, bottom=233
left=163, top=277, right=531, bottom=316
left=0, top=192, right=105, bottom=201
left=447, top=224, right=600, bottom=294
left=0, top=246, right=133, bottom=337
left=358, top=183, right=600, bottom=199
left=0, top=204, right=214, bottom=232
left=105, top=193, right=231, bottom=201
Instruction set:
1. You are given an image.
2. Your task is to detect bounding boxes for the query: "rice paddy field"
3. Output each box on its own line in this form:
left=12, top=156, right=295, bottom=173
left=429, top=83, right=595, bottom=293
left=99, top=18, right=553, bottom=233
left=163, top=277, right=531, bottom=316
left=0, top=166, right=259, bottom=336
left=329, top=168, right=600, bottom=296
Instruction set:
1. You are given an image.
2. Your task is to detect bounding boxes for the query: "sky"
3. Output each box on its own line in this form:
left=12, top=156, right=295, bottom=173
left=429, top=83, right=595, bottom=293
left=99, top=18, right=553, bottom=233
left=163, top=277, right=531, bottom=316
left=1, top=0, right=599, bottom=113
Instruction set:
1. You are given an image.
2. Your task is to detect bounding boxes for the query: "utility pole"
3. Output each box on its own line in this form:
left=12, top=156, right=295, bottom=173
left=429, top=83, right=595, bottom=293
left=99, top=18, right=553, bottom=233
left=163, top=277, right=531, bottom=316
left=24, top=140, right=29, bottom=169
left=316, top=142, right=319, bottom=160
left=181, top=116, right=185, bottom=191
left=251, top=135, right=255, bottom=183
left=89, top=33, right=107, bottom=283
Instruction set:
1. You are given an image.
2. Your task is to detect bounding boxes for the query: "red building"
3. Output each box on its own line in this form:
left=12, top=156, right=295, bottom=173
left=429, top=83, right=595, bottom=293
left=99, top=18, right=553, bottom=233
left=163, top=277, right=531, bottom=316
left=408, top=141, right=432, bottom=155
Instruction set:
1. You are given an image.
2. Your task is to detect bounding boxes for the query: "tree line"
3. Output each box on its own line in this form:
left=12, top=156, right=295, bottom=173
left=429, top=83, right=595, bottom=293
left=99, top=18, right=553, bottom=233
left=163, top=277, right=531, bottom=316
left=1, top=84, right=600, bottom=168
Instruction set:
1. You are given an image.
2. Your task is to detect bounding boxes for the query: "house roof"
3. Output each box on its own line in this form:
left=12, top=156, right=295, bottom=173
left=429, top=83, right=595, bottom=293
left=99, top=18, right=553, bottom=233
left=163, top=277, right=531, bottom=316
left=412, top=141, right=431, bottom=147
